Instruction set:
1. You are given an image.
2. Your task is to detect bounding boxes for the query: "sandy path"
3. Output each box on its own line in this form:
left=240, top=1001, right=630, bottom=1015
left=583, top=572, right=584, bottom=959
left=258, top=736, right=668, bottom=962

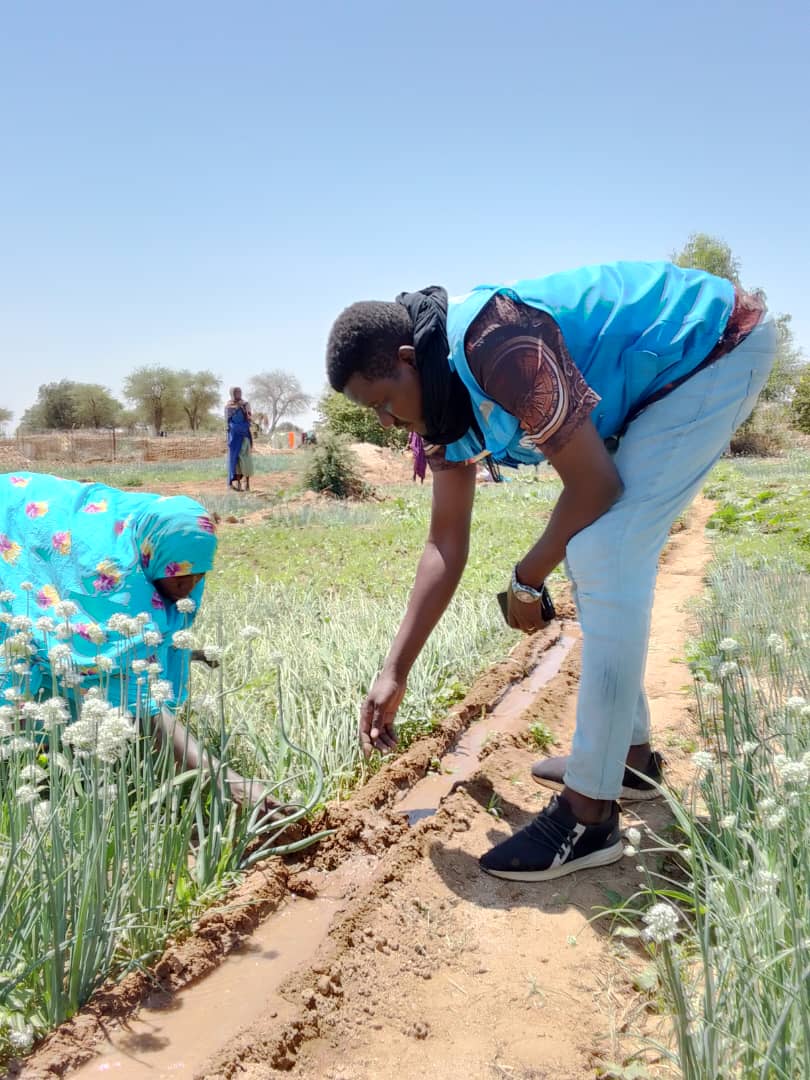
left=19, top=501, right=712, bottom=1080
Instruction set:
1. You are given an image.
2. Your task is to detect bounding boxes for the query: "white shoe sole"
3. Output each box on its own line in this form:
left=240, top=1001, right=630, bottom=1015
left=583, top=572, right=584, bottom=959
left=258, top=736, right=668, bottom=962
left=481, top=840, right=625, bottom=882
left=531, top=774, right=662, bottom=802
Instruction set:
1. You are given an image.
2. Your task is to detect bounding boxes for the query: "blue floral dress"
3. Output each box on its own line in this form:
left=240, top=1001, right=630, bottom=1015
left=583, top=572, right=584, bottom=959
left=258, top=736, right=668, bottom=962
left=0, top=472, right=217, bottom=716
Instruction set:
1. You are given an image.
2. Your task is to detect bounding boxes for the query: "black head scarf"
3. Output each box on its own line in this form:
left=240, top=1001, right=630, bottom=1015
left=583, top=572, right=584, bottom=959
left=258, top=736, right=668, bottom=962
left=395, top=287, right=479, bottom=447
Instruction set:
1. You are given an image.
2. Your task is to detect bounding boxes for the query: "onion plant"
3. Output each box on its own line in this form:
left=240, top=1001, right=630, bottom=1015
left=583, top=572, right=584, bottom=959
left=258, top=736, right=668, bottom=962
left=0, top=599, right=324, bottom=1063
left=627, top=557, right=809, bottom=1079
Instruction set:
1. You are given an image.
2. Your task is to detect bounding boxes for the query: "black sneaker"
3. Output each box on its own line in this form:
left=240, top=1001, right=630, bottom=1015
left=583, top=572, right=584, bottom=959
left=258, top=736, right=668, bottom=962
left=531, top=751, right=665, bottom=802
left=479, top=795, right=623, bottom=882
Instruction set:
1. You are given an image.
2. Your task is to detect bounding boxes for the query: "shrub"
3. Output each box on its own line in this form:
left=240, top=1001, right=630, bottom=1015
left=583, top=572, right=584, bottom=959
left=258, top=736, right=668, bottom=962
left=304, top=434, right=369, bottom=499
left=792, top=365, right=810, bottom=435
left=317, top=390, right=408, bottom=449
left=729, top=403, right=791, bottom=456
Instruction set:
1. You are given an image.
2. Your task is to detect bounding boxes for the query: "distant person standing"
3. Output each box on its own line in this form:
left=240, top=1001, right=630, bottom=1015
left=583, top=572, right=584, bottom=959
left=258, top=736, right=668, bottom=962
left=408, top=430, right=427, bottom=483
left=225, top=387, right=254, bottom=492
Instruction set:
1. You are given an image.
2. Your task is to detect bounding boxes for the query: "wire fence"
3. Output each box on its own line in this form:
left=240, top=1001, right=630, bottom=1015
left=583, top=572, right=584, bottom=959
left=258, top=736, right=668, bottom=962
left=2, top=431, right=227, bottom=466
left=0, top=429, right=315, bottom=475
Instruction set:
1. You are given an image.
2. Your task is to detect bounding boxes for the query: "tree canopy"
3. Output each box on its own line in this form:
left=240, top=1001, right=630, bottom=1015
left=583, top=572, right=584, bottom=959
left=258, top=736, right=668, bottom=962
left=671, top=232, right=741, bottom=284
left=179, top=370, right=222, bottom=431
left=19, top=381, right=122, bottom=431
left=672, top=232, right=805, bottom=404
left=122, top=367, right=184, bottom=435
left=248, top=370, right=312, bottom=437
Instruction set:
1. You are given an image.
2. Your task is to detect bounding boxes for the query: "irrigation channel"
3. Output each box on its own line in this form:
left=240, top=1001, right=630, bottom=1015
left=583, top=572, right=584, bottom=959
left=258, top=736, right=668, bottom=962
left=19, top=500, right=713, bottom=1080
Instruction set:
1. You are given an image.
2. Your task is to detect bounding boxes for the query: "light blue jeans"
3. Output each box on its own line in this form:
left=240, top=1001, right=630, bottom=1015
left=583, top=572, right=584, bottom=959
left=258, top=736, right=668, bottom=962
left=563, top=317, right=777, bottom=800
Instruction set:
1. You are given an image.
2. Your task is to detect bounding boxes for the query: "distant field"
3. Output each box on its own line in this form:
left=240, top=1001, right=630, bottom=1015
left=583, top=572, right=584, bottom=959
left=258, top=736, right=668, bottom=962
left=23, top=453, right=306, bottom=488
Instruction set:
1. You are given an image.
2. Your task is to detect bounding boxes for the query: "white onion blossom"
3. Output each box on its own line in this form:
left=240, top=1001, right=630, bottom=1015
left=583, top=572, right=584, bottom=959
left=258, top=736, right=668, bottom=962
left=642, top=902, right=679, bottom=944
left=626, top=826, right=642, bottom=849
left=172, top=630, right=194, bottom=650
left=766, top=633, right=786, bottom=654
left=149, top=679, right=174, bottom=705
left=776, top=757, right=809, bottom=788
left=15, top=784, right=40, bottom=806
left=692, top=750, right=716, bottom=773
left=19, top=763, right=46, bottom=785
left=62, top=692, right=135, bottom=763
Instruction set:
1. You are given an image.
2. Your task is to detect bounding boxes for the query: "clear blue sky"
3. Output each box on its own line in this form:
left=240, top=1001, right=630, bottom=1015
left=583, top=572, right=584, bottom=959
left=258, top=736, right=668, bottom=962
left=2, top=0, right=808, bottom=427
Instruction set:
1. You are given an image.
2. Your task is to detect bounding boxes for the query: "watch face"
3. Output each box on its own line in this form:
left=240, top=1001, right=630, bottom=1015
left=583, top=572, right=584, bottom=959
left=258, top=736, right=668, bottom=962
left=515, top=588, right=539, bottom=604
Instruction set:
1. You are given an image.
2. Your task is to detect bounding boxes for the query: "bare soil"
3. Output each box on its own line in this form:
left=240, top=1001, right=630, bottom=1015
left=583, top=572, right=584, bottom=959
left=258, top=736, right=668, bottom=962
left=15, top=501, right=713, bottom=1080
left=346, top=443, right=420, bottom=487
left=137, top=443, right=416, bottom=524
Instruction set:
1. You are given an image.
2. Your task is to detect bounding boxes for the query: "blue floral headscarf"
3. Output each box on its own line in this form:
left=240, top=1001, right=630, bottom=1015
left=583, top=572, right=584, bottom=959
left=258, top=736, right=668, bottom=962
left=0, top=472, right=218, bottom=716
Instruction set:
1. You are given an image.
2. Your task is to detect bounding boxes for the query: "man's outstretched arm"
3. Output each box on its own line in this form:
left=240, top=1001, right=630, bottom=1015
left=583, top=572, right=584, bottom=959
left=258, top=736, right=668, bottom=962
left=360, top=462, right=476, bottom=756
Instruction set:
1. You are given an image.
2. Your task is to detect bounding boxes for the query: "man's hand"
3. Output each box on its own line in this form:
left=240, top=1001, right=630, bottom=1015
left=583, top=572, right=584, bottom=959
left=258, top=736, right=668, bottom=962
left=359, top=669, right=407, bottom=757
left=506, top=587, right=551, bottom=634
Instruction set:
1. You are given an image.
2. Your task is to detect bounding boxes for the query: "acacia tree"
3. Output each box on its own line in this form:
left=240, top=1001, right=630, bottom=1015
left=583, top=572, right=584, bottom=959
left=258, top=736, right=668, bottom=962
left=20, top=381, right=78, bottom=430
left=71, top=384, right=122, bottom=429
left=248, top=370, right=312, bottom=438
left=19, top=381, right=122, bottom=431
left=123, top=367, right=184, bottom=435
left=178, top=370, right=222, bottom=431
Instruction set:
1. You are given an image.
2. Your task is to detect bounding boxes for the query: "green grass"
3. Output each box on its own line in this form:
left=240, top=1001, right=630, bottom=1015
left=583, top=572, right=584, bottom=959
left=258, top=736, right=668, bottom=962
left=703, top=450, right=810, bottom=568
left=210, top=473, right=565, bottom=598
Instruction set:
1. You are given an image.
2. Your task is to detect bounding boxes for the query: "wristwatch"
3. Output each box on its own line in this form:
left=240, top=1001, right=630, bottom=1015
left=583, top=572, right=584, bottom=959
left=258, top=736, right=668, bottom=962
left=510, top=565, right=545, bottom=604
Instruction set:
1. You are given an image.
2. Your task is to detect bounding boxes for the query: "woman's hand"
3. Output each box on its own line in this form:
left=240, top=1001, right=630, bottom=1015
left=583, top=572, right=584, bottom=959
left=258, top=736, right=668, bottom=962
left=359, top=669, right=406, bottom=757
left=190, top=648, right=219, bottom=669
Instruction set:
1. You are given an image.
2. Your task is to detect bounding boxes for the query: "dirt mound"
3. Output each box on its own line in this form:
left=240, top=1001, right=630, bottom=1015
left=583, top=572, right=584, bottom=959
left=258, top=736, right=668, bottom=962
left=348, top=442, right=420, bottom=486
left=0, top=443, right=32, bottom=470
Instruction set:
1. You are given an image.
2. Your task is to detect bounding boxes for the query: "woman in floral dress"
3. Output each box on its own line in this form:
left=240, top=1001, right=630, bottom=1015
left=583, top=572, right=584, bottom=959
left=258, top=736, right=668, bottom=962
left=0, top=472, right=267, bottom=805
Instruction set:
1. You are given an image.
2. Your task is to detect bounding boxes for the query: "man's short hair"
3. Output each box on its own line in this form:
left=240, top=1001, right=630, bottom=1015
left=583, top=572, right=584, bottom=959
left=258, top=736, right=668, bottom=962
left=326, top=301, right=413, bottom=392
